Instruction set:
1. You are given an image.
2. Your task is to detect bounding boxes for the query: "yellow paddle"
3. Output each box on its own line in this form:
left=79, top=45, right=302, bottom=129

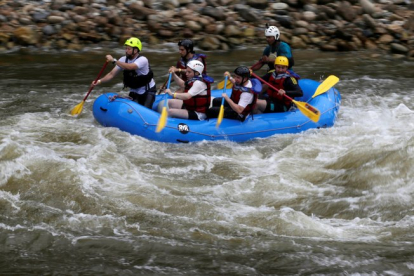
left=216, top=75, right=228, bottom=128
left=156, top=72, right=172, bottom=133
left=70, top=61, right=109, bottom=116
left=312, top=75, right=339, bottom=98
left=217, top=79, right=233, bottom=90
left=251, top=72, right=321, bottom=123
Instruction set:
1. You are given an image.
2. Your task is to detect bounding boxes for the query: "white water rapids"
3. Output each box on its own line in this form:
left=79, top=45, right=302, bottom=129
left=1, top=48, right=414, bottom=274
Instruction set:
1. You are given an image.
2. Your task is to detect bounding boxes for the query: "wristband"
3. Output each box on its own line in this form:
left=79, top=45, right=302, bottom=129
left=112, top=58, right=117, bottom=64
left=173, top=93, right=176, bottom=99
left=179, top=69, right=181, bottom=73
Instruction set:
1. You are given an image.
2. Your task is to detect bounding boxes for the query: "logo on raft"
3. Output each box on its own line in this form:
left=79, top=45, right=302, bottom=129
left=178, top=123, right=189, bottom=134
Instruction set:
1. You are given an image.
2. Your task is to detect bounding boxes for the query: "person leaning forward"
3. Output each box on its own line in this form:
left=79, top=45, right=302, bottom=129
left=207, top=66, right=258, bottom=122
left=255, top=56, right=303, bottom=114
left=165, top=60, right=212, bottom=121
left=92, top=37, right=156, bottom=109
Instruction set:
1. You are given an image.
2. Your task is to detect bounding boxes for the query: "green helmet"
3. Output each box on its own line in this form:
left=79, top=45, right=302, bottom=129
left=124, top=37, right=142, bottom=51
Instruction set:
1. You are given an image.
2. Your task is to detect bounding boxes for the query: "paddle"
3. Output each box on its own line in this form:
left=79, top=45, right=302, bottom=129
left=251, top=72, right=321, bottom=123
left=312, top=75, right=339, bottom=98
left=156, top=76, right=170, bottom=95
left=217, top=60, right=263, bottom=90
left=70, top=61, right=109, bottom=116
left=155, top=72, right=172, bottom=133
left=216, top=75, right=228, bottom=128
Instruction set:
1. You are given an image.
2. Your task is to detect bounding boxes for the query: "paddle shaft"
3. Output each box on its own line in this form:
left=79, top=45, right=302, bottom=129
left=82, top=61, right=109, bottom=102
left=220, top=75, right=229, bottom=105
left=251, top=72, right=319, bottom=115
left=163, top=73, right=173, bottom=107
left=157, top=76, right=170, bottom=95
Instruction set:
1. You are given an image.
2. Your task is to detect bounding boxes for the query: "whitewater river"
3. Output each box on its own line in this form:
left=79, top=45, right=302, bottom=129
left=1, top=45, right=414, bottom=275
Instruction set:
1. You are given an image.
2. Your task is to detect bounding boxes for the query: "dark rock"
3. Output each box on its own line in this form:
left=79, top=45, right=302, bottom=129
left=42, top=25, right=56, bottom=35
left=32, top=12, right=50, bottom=23
left=200, top=7, right=226, bottom=21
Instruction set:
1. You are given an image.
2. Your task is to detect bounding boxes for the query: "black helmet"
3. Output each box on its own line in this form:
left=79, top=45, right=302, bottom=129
left=178, top=39, right=194, bottom=53
left=234, top=66, right=250, bottom=79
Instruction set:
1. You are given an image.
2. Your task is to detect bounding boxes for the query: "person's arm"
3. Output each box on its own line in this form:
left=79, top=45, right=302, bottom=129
left=250, top=59, right=265, bottom=71
left=222, top=93, right=244, bottom=114
left=251, top=47, right=270, bottom=71
left=284, top=77, right=303, bottom=98
left=224, top=71, right=237, bottom=85
left=173, top=80, right=206, bottom=100
left=169, top=67, right=185, bottom=88
left=92, top=66, right=119, bottom=86
left=166, top=88, right=192, bottom=100
left=106, top=55, right=137, bottom=71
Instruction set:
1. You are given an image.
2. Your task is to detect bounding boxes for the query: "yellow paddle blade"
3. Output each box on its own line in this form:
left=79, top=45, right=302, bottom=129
left=216, top=105, right=225, bottom=128
left=312, top=75, right=339, bottom=98
left=292, top=99, right=320, bottom=123
left=156, top=107, right=168, bottom=133
left=70, top=100, right=85, bottom=116
left=217, top=79, right=233, bottom=90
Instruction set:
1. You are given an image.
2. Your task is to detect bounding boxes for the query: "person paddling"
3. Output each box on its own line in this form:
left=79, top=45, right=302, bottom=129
left=255, top=56, right=303, bottom=114
left=207, top=66, right=260, bottom=122
left=92, top=37, right=156, bottom=109
left=165, top=60, right=212, bottom=121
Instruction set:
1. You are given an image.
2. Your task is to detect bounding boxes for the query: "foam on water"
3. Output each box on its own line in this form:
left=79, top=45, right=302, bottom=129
left=2, top=51, right=414, bottom=274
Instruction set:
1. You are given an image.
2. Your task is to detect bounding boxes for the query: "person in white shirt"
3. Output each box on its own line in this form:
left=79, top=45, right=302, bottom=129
left=165, top=60, right=211, bottom=121
left=207, top=66, right=257, bottom=122
left=92, top=37, right=156, bottom=108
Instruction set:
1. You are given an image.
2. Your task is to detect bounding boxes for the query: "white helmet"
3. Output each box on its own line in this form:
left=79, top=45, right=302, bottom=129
left=187, top=60, right=204, bottom=75
left=265, top=25, right=280, bottom=40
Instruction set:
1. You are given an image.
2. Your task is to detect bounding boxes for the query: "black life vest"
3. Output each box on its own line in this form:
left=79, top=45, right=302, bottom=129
left=123, top=56, right=153, bottom=89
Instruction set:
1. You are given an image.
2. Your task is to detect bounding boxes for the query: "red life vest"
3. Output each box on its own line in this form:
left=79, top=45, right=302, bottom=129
left=176, top=54, right=207, bottom=82
left=183, top=77, right=211, bottom=114
left=267, top=72, right=292, bottom=107
left=230, top=83, right=257, bottom=118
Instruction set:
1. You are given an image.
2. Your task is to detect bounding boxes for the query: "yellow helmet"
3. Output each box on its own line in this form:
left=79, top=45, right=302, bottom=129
left=275, top=56, right=289, bottom=66
left=124, top=37, right=142, bottom=51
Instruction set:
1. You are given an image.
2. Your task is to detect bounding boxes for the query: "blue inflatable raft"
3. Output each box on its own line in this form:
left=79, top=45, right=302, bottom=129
left=92, top=79, right=341, bottom=143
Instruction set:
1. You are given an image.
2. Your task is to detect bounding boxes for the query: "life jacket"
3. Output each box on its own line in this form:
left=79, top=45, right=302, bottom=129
left=287, top=69, right=301, bottom=80
left=176, top=53, right=207, bottom=81
left=268, top=69, right=301, bottom=81
left=182, top=76, right=211, bottom=114
left=230, top=82, right=258, bottom=118
left=267, top=72, right=293, bottom=107
left=123, top=56, right=153, bottom=90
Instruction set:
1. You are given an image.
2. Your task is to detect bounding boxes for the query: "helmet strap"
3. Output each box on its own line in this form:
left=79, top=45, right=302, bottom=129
left=184, top=50, right=193, bottom=61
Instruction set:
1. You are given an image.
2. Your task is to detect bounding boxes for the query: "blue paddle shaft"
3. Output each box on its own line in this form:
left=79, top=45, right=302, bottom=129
left=221, top=76, right=228, bottom=105
left=163, top=73, right=173, bottom=107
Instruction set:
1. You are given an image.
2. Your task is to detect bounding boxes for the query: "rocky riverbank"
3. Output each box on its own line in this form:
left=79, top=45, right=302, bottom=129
left=1, top=0, right=413, bottom=58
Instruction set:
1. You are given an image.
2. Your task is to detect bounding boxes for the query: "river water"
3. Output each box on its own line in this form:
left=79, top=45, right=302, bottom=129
left=1, top=45, right=414, bottom=275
